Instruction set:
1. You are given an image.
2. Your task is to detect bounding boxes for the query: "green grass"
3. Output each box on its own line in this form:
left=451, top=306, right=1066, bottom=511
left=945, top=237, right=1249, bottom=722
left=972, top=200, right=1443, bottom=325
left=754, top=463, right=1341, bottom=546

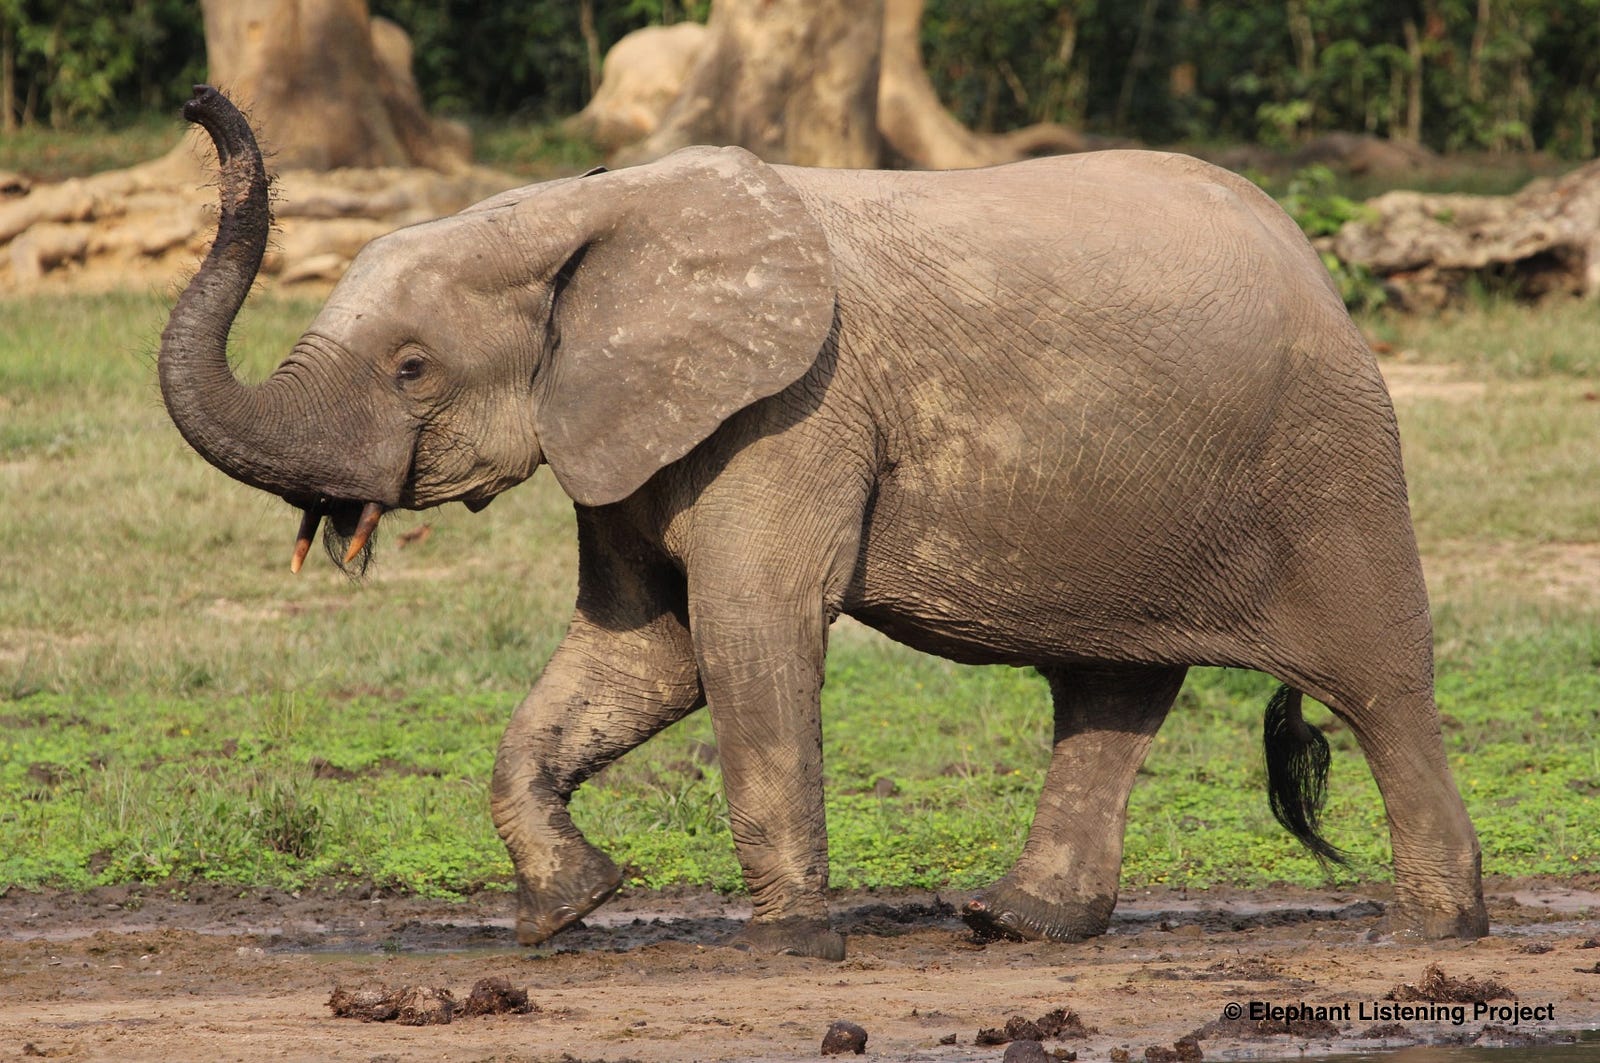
left=0, top=114, right=598, bottom=184
left=2, top=292, right=1597, bottom=899
left=470, top=118, right=603, bottom=179
left=1335, top=152, right=1580, bottom=200
left=0, top=115, right=188, bottom=182
left=1366, top=295, right=1600, bottom=380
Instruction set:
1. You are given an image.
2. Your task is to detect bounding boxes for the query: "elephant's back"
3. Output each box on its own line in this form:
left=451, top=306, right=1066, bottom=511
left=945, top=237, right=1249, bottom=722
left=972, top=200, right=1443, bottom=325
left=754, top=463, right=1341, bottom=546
left=779, top=151, right=1364, bottom=384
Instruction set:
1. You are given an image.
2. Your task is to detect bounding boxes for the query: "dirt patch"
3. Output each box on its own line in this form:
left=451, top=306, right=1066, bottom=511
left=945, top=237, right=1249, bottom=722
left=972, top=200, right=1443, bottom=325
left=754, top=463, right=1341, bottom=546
left=1, top=879, right=1595, bottom=1061
left=1423, top=540, right=1600, bottom=607
left=1379, top=362, right=1490, bottom=403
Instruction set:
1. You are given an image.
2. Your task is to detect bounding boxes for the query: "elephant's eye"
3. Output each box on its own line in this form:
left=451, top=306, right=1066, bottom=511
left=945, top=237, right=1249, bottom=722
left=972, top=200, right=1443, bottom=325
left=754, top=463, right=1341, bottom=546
left=396, top=355, right=426, bottom=382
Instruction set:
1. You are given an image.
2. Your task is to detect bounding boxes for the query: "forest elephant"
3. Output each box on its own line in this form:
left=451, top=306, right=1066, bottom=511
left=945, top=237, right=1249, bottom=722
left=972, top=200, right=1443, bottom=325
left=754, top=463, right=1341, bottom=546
left=159, top=86, right=1488, bottom=961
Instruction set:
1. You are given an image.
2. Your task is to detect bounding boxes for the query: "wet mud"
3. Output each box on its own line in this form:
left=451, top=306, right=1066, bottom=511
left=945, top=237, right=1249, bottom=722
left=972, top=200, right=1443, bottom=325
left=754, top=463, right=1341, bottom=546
left=1, top=878, right=1596, bottom=1062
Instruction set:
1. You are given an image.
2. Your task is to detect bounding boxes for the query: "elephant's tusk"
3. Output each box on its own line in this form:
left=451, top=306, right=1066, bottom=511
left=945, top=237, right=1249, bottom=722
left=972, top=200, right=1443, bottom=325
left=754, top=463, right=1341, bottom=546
left=290, top=507, right=322, bottom=574
left=342, top=501, right=384, bottom=563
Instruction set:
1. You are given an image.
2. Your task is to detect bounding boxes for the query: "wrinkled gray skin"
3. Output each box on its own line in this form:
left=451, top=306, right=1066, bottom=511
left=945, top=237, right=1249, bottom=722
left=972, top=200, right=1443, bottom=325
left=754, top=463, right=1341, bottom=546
left=161, top=87, right=1488, bottom=961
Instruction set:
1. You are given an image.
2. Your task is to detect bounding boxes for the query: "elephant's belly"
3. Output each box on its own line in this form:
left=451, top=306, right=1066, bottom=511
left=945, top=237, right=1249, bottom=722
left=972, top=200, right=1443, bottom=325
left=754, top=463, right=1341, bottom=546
left=844, top=556, right=1134, bottom=667
left=843, top=478, right=1255, bottom=669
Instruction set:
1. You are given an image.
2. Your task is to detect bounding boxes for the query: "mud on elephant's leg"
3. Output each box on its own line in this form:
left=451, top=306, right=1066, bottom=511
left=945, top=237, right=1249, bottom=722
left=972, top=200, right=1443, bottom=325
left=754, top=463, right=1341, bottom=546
left=491, top=640, right=701, bottom=945
left=491, top=518, right=702, bottom=947
left=963, top=664, right=1186, bottom=943
left=691, top=595, right=843, bottom=961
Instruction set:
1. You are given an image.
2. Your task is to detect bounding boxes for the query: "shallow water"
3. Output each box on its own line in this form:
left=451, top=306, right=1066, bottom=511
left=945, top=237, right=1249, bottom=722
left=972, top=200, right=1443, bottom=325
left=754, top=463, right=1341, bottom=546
left=1297, top=1030, right=1600, bottom=1062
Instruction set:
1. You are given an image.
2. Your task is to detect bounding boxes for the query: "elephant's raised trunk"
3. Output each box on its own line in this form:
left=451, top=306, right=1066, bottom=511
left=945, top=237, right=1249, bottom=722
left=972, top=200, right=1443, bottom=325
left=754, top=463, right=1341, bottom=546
left=158, top=85, right=295, bottom=497
left=158, top=86, right=398, bottom=569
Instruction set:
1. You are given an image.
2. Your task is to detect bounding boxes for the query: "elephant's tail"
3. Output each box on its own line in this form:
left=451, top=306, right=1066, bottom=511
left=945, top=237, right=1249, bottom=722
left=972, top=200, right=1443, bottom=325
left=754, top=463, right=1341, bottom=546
left=1262, top=685, right=1347, bottom=865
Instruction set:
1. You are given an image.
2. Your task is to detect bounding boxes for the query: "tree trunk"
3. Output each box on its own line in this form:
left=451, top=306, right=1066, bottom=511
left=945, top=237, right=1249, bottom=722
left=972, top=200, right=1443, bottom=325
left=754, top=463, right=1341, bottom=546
left=2, top=20, right=15, bottom=134
left=1402, top=18, right=1423, bottom=145
left=622, top=0, right=884, bottom=169
left=200, top=0, right=469, bottom=172
left=615, top=0, right=1089, bottom=171
left=877, top=0, right=1088, bottom=169
left=877, top=0, right=995, bottom=168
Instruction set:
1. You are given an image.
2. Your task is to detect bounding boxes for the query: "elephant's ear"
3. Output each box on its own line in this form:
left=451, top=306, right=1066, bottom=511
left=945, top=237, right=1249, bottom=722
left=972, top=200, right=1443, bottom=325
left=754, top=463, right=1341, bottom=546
left=520, top=146, right=836, bottom=508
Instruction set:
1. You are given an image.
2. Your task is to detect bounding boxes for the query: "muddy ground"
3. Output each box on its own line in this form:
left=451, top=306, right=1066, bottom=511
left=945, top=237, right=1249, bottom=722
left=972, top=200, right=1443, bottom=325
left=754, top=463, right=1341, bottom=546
left=1, top=879, right=1596, bottom=1062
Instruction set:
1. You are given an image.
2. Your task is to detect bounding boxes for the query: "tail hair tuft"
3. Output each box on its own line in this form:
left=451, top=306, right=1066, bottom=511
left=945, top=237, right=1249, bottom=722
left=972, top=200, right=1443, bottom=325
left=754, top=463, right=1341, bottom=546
left=1263, top=684, right=1347, bottom=866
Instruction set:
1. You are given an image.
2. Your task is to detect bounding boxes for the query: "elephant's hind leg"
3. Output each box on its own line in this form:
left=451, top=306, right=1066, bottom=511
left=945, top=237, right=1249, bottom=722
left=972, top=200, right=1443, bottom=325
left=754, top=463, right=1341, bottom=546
left=1255, top=538, right=1487, bottom=939
left=1309, top=675, right=1487, bottom=939
left=962, top=664, right=1186, bottom=942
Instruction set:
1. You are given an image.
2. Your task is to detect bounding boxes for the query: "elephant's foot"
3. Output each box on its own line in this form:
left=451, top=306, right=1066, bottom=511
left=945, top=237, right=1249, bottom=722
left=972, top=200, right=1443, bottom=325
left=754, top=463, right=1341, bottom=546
left=961, top=878, right=1114, bottom=943
left=513, top=844, right=624, bottom=946
left=726, top=917, right=847, bottom=961
left=1378, top=898, right=1490, bottom=941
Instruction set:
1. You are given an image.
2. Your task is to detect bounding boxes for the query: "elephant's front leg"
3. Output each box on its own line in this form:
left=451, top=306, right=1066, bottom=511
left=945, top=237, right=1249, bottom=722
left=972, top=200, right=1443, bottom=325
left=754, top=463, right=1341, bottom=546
left=691, top=589, right=843, bottom=960
left=491, top=518, right=702, bottom=946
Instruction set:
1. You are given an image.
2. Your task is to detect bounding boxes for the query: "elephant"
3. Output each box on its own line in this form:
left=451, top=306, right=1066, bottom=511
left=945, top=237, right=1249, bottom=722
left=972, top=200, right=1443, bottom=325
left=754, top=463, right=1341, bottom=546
left=159, top=86, right=1488, bottom=961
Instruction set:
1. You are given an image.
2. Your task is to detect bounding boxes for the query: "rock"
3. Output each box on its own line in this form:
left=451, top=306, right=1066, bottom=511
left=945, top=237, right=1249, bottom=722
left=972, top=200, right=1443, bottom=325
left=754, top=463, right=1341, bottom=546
left=977, top=1008, right=1096, bottom=1045
left=8, top=222, right=89, bottom=281
left=1330, top=158, right=1600, bottom=308
left=1290, top=132, right=1437, bottom=175
left=0, top=156, right=522, bottom=295
left=1003, top=1041, right=1055, bottom=1063
left=279, top=252, right=352, bottom=285
left=821, top=1019, right=869, bottom=1055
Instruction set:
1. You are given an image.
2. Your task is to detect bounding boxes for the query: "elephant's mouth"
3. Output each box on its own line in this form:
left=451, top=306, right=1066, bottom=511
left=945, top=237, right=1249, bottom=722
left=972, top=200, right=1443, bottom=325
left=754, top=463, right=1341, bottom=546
left=290, top=499, right=384, bottom=575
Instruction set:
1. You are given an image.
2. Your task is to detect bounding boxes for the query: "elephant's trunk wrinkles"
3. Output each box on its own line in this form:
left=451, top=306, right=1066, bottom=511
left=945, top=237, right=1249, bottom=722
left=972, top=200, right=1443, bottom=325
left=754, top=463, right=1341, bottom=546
left=158, top=86, right=394, bottom=571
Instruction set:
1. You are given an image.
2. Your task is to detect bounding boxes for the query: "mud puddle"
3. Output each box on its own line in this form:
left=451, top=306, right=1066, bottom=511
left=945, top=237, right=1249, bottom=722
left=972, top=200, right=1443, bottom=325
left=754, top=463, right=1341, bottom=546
left=1, top=879, right=1596, bottom=1062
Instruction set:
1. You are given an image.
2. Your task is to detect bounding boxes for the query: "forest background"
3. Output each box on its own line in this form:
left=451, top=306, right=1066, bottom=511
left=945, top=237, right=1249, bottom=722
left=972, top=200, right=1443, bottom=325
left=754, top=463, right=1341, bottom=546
left=5, top=0, right=1600, bottom=160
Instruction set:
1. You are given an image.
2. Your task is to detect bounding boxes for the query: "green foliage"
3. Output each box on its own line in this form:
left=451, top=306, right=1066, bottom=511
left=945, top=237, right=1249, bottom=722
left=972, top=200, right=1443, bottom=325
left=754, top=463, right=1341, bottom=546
left=7, top=0, right=1600, bottom=160
left=1258, top=164, right=1387, bottom=312
left=0, top=0, right=203, bottom=128
left=472, top=118, right=604, bottom=178
left=369, top=1, right=688, bottom=119
left=1365, top=295, right=1600, bottom=380
left=918, top=0, right=1600, bottom=156
left=5, top=638, right=1594, bottom=895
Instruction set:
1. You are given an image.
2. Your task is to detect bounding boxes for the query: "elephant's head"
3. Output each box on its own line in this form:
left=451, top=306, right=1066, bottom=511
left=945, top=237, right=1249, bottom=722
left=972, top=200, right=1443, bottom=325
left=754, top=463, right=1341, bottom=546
left=160, top=86, right=836, bottom=571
